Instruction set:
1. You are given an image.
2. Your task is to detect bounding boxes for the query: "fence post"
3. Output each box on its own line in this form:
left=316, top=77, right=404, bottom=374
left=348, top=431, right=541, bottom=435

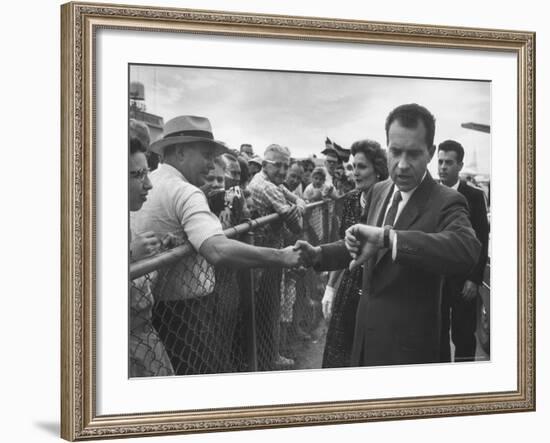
left=322, top=202, right=330, bottom=243
left=239, top=231, right=258, bottom=371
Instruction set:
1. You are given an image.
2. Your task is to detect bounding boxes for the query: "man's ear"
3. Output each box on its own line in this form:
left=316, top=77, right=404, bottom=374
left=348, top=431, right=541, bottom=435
left=175, top=146, right=186, bottom=163
left=458, top=161, right=464, bottom=172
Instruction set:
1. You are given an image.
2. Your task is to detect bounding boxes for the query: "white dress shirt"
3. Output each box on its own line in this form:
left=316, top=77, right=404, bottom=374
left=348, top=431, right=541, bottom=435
left=385, top=172, right=427, bottom=259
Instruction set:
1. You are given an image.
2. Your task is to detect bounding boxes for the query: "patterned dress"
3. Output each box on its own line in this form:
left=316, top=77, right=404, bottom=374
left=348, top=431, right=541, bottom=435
left=322, top=191, right=364, bottom=368
left=129, top=232, right=174, bottom=377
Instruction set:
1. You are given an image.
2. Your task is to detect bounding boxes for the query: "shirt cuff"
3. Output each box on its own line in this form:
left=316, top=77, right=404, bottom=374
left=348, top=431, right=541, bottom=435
left=392, top=231, right=398, bottom=261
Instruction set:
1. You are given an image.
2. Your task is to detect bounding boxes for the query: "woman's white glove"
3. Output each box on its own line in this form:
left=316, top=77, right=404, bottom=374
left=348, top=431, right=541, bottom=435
left=322, top=286, right=336, bottom=320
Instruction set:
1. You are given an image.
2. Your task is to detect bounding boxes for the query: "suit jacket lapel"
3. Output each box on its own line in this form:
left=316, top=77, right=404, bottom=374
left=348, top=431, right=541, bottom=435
left=393, top=173, right=435, bottom=230
left=372, top=181, right=395, bottom=264
left=373, top=181, right=394, bottom=227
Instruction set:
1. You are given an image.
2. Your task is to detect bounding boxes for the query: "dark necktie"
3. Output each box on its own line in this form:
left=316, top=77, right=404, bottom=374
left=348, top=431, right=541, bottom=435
left=383, top=191, right=402, bottom=227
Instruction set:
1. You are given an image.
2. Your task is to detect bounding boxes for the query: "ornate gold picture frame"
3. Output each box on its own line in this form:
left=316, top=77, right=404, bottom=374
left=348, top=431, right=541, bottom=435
left=61, top=1, right=535, bottom=440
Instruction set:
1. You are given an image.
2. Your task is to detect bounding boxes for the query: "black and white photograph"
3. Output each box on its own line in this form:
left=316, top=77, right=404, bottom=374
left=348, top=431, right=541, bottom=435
left=128, top=64, right=491, bottom=378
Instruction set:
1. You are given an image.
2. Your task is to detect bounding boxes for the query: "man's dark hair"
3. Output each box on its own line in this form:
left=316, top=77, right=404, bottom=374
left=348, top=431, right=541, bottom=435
left=438, top=139, right=465, bottom=163
left=385, top=103, right=436, bottom=154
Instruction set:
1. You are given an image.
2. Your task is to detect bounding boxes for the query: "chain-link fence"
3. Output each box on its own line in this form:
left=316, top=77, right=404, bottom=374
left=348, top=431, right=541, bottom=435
left=129, top=198, right=345, bottom=377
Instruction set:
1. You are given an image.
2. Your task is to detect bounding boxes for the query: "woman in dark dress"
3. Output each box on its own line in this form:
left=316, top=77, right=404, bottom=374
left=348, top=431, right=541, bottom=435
left=322, top=139, right=388, bottom=368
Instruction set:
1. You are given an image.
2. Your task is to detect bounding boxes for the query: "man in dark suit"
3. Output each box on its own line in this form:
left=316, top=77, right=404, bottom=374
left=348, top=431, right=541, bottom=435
left=437, top=140, right=490, bottom=362
left=296, top=104, right=481, bottom=367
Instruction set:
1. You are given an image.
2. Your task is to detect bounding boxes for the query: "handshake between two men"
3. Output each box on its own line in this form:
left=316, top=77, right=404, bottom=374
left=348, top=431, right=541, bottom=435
left=288, top=224, right=386, bottom=270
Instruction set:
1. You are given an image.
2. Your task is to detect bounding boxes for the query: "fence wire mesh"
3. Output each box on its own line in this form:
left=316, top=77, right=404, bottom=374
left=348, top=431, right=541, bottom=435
left=129, top=198, right=345, bottom=377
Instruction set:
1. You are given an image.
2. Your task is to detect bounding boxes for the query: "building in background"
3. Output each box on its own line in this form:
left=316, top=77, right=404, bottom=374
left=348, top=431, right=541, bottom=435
left=129, top=81, right=164, bottom=143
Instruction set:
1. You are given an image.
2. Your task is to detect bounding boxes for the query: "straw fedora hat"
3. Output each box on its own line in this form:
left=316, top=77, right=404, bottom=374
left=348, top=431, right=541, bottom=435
left=150, top=115, right=229, bottom=155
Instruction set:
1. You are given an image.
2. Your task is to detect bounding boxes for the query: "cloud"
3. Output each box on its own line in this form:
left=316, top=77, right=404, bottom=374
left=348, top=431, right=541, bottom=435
left=130, top=65, right=491, bottom=166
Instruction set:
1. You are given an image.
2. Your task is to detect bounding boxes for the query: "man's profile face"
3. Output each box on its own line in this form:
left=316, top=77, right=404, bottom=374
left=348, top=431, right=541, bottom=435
left=387, top=119, right=433, bottom=192
left=285, top=164, right=303, bottom=190
left=248, top=162, right=261, bottom=176
left=324, top=153, right=339, bottom=176
left=263, top=151, right=290, bottom=186
left=438, top=150, right=463, bottom=187
left=179, top=143, right=217, bottom=187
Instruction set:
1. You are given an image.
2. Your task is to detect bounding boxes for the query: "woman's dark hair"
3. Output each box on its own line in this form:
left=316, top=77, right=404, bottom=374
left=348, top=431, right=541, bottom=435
left=129, top=119, right=150, bottom=154
left=350, top=139, right=389, bottom=180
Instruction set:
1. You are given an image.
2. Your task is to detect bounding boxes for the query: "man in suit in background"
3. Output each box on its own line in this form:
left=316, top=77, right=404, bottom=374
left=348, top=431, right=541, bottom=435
left=296, top=103, right=481, bottom=367
left=437, top=140, right=490, bottom=362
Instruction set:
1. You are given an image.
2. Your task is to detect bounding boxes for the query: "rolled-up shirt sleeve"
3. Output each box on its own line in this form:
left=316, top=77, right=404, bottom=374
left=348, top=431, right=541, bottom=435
left=174, top=188, right=224, bottom=251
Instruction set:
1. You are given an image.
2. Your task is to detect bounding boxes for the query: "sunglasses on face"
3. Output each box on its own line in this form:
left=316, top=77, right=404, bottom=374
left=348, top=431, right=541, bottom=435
left=264, top=159, right=290, bottom=170
left=129, top=167, right=151, bottom=181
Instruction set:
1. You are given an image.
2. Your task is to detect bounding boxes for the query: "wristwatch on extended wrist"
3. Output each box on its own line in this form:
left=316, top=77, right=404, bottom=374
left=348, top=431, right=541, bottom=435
left=383, top=225, right=392, bottom=249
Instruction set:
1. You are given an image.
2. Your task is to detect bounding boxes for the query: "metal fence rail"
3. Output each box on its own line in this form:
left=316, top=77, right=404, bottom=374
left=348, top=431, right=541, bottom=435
left=129, top=198, right=345, bottom=377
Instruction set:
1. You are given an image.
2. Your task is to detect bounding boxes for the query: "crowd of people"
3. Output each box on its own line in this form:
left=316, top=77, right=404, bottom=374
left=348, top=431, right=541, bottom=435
left=128, top=103, right=489, bottom=377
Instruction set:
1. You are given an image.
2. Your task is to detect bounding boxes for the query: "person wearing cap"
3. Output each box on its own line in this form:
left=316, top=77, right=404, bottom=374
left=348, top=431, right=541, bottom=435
left=128, top=119, right=174, bottom=377
left=247, top=143, right=307, bottom=369
left=240, top=143, right=254, bottom=160
left=131, top=115, right=305, bottom=375
left=248, top=155, right=262, bottom=178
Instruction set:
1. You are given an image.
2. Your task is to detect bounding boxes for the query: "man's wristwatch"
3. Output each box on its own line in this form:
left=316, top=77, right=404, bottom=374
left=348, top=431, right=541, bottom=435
left=383, top=225, right=392, bottom=249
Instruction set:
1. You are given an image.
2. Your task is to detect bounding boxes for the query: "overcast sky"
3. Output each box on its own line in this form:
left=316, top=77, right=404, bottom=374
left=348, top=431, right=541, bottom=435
left=130, top=64, right=491, bottom=176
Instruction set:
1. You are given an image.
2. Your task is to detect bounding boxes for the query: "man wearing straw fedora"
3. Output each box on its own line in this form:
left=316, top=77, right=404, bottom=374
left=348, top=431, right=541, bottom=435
left=132, top=115, right=305, bottom=375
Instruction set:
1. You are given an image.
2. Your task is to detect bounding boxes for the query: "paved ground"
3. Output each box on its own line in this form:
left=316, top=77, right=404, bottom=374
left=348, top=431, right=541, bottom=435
left=287, top=318, right=489, bottom=371
left=292, top=319, right=328, bottom=370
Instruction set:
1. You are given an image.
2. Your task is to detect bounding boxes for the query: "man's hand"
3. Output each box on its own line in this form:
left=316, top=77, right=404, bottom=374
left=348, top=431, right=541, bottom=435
left=293, top=240, right=322, bottom=267
left=345, top=224, right=384, bottom=270
left=461, top=280, right=479, bottom=301
left=295, top=198, right=307, bottom=213
left=130, top=231, right=161, bottom=261
left=160, top=232, right=184, bottom=250
left=280, top=245, right=306, bottom=268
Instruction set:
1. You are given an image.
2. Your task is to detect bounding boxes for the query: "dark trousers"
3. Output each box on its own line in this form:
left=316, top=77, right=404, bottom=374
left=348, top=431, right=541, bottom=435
left=440, top=278, right=478, bottom=362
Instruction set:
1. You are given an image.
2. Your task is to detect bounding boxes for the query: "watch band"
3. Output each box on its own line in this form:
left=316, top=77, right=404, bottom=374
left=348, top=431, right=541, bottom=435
left=383, top=225, right=391, bottom=249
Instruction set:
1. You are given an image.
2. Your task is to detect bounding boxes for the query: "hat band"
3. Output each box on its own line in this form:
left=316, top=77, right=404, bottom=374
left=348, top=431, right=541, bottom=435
left=165, top=130, right=214, bottom=140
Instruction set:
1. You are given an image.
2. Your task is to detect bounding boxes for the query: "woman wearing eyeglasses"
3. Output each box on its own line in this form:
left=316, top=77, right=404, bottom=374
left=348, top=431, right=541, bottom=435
left=128, top=119, right=174, bottom=377
left=321, top=139, right=388, bottom=368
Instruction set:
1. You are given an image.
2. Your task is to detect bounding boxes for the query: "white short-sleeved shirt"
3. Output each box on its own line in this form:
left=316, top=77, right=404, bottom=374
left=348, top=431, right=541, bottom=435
left=131, top=163, right=223, bottom=251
